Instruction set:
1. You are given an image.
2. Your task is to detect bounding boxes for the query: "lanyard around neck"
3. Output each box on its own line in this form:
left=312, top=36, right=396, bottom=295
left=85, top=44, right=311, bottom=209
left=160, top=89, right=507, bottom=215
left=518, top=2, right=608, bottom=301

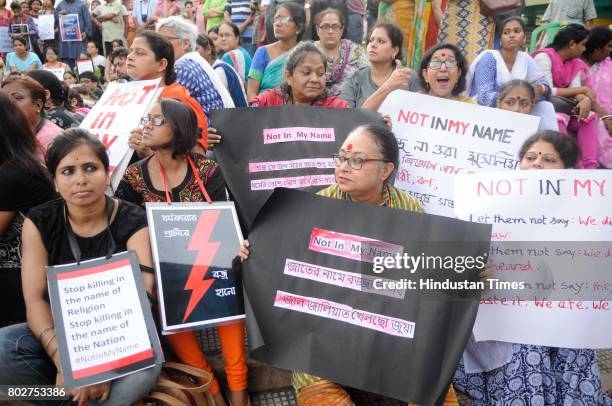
left=156, top=154, right=212, bottom=205
left=64, top=195, right=117, bottom=265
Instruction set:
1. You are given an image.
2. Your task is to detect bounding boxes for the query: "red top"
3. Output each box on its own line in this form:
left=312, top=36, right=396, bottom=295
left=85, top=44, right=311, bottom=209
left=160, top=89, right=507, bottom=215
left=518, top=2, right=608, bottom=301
left=249, top=89, right=350, bottom=108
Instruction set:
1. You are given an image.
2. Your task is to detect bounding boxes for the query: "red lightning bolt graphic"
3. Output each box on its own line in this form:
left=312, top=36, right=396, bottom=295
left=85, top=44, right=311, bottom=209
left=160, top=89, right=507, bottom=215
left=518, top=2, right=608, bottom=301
left=183, top=210, right=221, bottom=323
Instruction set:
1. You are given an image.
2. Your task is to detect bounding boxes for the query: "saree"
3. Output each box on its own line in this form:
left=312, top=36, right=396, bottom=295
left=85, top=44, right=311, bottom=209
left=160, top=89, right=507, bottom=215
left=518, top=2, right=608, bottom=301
left=315, top=39, right=368, bottom=96
left=378, top=0, right=430, bottom=68
left=221, top=47, right=252, bottom=82
left=259, top=51, right=289, bottom=94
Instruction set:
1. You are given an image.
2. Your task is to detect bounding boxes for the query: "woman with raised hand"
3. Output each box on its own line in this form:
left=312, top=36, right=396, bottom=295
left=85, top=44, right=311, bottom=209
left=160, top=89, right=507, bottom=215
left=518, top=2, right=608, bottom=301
left=339, top=22, right=419, bottom=110
left=116, top=98, right=250, bottom=406
left=465, top=17, right=558, bottom=131
left=0, top=129, right=161, bottom=404
left=1, top=76, right=62, bottom=157
left=314, top=8, right=368, bottom=97
left=247, top=2, right=305, bottom=99
left=0, top=93, right=55, bottom=327
left=533, top=24, right=599, bottom=168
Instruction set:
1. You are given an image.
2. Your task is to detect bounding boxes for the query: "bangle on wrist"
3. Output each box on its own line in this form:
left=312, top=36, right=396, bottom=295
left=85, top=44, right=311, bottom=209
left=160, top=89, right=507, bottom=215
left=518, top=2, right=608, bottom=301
left=44, top=334, right=57, bottom=351
left=38, top=327, right=54, bottom=342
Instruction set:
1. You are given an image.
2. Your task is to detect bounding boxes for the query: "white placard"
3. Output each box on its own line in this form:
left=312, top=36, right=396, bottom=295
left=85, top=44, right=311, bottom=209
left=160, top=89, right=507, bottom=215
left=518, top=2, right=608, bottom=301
left=38, top=14, right=56, bottom=40
left=45, top=67, right=66, bottom=81
left=455, top=170, right=612, bottom=348
left=0, top=26, right=12, bottom=53
left=378, top=90, right=540, bottom=217
left=79, top=79, right=161, bottom=189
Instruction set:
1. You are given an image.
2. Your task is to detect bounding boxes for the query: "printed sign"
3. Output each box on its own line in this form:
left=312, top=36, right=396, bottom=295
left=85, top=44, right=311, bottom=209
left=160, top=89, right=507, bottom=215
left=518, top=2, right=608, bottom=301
left=59, top=14, right=81, bottom=42
left=147, top=202, right=245, bottom=333
left=46, top=251, right=163, bottom=388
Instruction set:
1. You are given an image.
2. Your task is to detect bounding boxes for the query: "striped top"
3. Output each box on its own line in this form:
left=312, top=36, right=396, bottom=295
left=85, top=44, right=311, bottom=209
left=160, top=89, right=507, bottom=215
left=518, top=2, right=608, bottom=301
left=317, top=183, right=424, bottom=213
left=224, top=0, right=254, bottom=39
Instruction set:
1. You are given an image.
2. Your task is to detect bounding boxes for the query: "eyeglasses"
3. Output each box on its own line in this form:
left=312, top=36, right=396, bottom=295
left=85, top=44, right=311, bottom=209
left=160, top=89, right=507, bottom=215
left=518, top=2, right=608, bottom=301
left=332, top=154, right=387, bottom=170
left=428, top=59, right=458, bottom=70
left=140, top=116, right=166, bottom=126
left=319, top=23, right=342, bottom=32
left=273, top=16, right=292, bottom=25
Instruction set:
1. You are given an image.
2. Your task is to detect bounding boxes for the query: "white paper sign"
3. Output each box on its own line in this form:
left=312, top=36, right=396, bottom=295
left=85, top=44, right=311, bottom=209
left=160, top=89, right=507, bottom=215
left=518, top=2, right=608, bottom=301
left=0, top=26, right=13, bottom=53
left=45, top=67, right=66, bottom=81
left=38, top=14, right=56, bottom=40
left=79, top=79, right=161, bottom=189
left=378, top=90, right=540, bottom=217
left=455, top=170, right=612, bottom=348
left=76, top=58, right=94, bottom=75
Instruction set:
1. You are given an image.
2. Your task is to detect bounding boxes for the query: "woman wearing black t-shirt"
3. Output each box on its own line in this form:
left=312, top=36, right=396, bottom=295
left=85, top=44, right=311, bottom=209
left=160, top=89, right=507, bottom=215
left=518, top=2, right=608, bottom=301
left=0, top=93, right=55, bottom=327
left=0, top=129, right=161, bottom=404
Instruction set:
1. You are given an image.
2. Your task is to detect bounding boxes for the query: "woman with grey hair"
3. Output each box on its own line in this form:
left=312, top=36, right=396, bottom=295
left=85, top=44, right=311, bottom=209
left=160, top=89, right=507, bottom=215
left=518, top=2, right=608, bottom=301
left=156, top=15, right=235, bottom=114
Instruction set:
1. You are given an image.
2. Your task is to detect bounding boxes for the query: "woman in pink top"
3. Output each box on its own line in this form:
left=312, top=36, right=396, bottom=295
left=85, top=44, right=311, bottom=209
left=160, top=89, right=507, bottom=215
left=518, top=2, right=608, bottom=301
left=1, top=76, right=62, bottom=160
left=152, top=0, right=180, bottom=19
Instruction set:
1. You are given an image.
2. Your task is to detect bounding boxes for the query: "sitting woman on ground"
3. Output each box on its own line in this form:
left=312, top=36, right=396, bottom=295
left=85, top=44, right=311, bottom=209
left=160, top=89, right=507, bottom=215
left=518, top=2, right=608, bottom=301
left=0, top=93, right=55, bottom=327
left=27, top=69, right=84, bottom=129
left=116, top=98, right=250, bottom=406
left=0, top=129, right=161, bottom=404
left=533, top=24, right=599, bottom=168
left=238, top=124, right=464, bottom=406
left=465, top=16, right=557, bottom=131
left=126, top=30, right=209, bottom=160
left=1, top=76, right=62, bottom=157
left=454, top=131, right=612, bottom=405
left=207, top=42, right=348, bottom=149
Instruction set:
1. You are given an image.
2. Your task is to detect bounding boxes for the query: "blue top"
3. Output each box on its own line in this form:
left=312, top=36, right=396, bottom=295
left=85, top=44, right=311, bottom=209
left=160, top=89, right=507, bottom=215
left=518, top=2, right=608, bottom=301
left=4, top=52, right=42, bottom=72
left=174, top=56, right=226, bottom=119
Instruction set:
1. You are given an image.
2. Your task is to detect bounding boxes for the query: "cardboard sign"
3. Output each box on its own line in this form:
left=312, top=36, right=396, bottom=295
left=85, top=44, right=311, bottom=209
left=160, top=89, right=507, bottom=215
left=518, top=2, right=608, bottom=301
left=45, top=67, right=66, bottom=81
left=37, top=14, right=55, bottom=40
left=79, top=79, right=161, bottom=190
left=244, top=188, right=491, bottom=404
left=378, top=90, right=540, bottom=217
left=454, top=170, right=612, bottom=348
left=76, top=58, right=94, bottom=75
left=46, top=251, right=163, bottom=388
left=147, top=202, right=245, bottom=333
left=211, top=106, right=383, bottom=230
left=0, top=27, right=12, bottom=53
left=59, top=14, right=81, bottom=42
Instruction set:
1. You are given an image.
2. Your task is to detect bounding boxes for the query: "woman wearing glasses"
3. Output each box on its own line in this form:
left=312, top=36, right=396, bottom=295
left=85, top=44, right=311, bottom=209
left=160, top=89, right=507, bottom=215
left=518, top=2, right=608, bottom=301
left=313, top=8, right=368, bottom=97
left=247, top=3, right=305, bottom=100
left=238, top=124, right=462, bottom=405
left=116, top=98, right=250, bottom=406
left=418, top=43, right=473, bottom=103
left=339, top=23, right=419, bottom=110
left=126, top=31, right=209, bottom=158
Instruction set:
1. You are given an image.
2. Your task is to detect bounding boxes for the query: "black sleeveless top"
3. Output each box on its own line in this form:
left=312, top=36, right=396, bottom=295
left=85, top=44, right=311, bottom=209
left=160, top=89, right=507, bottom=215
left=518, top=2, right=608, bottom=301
left=26, top=198, right=148, bottom=266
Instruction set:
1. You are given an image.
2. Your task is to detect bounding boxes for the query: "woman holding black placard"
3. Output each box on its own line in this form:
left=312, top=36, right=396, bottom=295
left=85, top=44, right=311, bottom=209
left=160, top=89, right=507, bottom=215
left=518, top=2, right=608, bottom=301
left=0, top=129, right=161, bottom=404
left=116, top=98, right=250, bottom=406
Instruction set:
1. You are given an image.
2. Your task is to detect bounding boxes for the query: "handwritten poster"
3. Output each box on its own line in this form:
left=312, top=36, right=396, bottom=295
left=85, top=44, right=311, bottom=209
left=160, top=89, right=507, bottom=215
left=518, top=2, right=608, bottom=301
left=212, top=106, right=383, bottom=230
left=76, top=58, right=94, bottom=75
left=454, top=170, right=612, bottom=348
left=59, top=14, right=81, bottom=42
left=79, top=79, right=160, bottom=190
left=46, top=252, right=163, bottom=388
left=378, top=90, right=540, bottom=217
left=37, top=14, right=55, bottom=40
left=0, top=27, right=12, bottom=53
left=146, top=202, right=245, bottom=333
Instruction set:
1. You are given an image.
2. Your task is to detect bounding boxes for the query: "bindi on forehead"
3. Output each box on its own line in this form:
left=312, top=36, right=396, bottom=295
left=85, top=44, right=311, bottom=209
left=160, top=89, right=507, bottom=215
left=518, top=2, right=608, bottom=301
left=347, top=144, right=353, bottom=151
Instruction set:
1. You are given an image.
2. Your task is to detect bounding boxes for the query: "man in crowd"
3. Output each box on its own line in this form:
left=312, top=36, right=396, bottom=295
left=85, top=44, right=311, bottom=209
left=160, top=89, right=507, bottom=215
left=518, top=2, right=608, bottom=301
left=55, top=0, right=92, bottom=68
left=94, top=0, right=124, bottom=55
left=224, top=0, right=257, bottom=56
left=109, top=46, right=129, bottom=82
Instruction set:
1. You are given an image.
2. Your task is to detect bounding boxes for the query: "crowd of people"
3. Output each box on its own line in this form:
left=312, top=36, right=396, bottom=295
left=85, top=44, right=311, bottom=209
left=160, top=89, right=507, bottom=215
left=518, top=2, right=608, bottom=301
left=0, top=0, right=610, bottom=404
